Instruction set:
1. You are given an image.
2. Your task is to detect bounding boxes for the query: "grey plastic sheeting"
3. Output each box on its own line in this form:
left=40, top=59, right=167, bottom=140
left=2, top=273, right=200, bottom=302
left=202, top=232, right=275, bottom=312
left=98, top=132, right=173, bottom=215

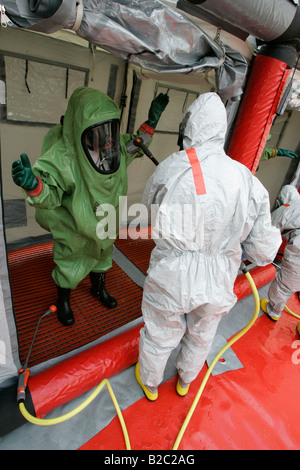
left=2, top=0, right=247, bottom=101
left=0, top=168, right=20, bottom=388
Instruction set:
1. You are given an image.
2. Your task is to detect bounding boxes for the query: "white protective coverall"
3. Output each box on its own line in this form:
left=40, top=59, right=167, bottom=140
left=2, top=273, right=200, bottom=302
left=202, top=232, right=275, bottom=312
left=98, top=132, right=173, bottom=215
left=266, top=184, right=300, bottom=318
left=138, top=92, right=282, bottom=390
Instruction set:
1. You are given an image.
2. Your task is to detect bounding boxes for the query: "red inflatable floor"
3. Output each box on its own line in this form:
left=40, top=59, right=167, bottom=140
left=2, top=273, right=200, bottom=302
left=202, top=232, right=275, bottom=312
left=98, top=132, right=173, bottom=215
left=79, top=293, right=300, bottom=451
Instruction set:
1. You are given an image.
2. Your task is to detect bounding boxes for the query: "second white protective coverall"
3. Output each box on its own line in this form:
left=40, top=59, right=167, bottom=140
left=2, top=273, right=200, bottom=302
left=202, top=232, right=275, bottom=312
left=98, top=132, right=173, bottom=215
left=266, top=184, right=300, bottom=318
left=138, top=92, right=282, bottom=390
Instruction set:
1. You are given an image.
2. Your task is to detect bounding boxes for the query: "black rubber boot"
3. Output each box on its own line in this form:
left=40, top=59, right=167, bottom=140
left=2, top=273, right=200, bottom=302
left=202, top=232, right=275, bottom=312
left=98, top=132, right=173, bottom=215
left=90, top=271, right=117, bottom=309
left=56, top=286, right=75, bottom=326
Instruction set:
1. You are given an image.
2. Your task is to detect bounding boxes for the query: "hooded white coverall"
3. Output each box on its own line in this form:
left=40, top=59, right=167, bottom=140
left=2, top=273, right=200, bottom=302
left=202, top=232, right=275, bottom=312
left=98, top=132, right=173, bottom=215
left=266, top=185, right=300, bottom=319
left=138, top=92, right=282, bottom=390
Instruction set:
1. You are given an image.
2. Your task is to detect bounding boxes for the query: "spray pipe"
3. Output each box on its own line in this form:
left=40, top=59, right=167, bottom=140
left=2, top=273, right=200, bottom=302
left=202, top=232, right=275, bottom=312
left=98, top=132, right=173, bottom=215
left=133, top=137, right=160, bottom=166
left=17, top=305, right=57, bottom=403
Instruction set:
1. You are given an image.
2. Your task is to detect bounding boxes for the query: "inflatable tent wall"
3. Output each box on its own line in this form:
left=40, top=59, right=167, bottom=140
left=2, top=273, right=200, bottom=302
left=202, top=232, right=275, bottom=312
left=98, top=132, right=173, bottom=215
left=0, top=0, right=299, bottom=439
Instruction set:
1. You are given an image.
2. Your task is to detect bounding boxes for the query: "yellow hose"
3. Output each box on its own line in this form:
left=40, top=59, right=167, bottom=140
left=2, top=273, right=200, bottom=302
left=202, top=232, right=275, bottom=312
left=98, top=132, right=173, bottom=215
left=172, top=271, right=260, bottom=450
left=19, top=378, right=131, bottom=450
left=284, top=304, right=300, bottom=320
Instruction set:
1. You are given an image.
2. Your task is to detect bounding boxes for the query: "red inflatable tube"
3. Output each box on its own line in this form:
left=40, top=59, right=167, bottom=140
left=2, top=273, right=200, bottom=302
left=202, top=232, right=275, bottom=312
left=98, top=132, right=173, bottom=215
left=234, top=263, right=276, bottom=301
left=27, top=264, right=276, bottom=418
left=227, top=45, right=296, bottom=174
left=29, top=324, right=142, bottom=418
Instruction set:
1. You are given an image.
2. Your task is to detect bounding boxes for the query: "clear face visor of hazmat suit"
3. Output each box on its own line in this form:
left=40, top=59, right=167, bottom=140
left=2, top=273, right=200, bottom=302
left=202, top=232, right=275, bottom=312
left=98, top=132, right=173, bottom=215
left=81, top=119, right=120, bottom=174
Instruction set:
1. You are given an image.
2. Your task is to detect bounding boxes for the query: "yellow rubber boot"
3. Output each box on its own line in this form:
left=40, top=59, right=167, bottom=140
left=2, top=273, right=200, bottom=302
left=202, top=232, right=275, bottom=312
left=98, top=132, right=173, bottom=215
left=135, top=363, right=158, bottom=402
left=176, top=379, right=190, bottom=397
left=260, top=298, right=280, bottom=322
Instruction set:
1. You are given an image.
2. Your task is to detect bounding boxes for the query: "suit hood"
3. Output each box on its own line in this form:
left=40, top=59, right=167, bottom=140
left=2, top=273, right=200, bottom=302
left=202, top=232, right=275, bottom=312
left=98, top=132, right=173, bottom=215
left=62, top=86, right=121, bottom=154
left=277, top=184, right=300, bottom=206
left=182, top=92, right=227, bottom=151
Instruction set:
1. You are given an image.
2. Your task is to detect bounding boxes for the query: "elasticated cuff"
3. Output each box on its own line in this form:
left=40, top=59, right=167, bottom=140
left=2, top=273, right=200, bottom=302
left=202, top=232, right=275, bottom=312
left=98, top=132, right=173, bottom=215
left=139, top=122, right=155, bottom=137
left=25, top=176, right=43, bottom=197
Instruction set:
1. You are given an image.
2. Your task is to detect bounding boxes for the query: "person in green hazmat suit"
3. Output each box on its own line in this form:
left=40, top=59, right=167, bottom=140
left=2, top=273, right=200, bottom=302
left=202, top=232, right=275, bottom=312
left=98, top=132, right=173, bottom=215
left=11, top=86, right=169, bottom=326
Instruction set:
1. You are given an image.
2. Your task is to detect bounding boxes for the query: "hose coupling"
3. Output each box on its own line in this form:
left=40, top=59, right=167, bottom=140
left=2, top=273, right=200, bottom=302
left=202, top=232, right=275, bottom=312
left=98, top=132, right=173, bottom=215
left=17, top=368, right=31, bottom=403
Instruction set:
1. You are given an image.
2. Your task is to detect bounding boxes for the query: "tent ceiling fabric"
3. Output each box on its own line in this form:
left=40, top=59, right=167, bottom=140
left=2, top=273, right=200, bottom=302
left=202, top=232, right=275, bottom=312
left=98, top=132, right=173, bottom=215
left=2, top=0, right=247, bottom=101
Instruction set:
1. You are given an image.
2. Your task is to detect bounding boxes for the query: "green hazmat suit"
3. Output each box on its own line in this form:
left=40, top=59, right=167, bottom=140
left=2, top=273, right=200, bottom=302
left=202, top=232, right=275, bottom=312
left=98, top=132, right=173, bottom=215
left=23, top=86, right=148, bottom=289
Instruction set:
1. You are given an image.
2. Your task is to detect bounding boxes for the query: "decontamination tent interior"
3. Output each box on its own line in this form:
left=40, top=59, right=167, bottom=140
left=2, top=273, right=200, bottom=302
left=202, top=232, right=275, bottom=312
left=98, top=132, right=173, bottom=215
left=0, top=0, right=252, bottom=387
left=0, top=0, right=300, bottom=448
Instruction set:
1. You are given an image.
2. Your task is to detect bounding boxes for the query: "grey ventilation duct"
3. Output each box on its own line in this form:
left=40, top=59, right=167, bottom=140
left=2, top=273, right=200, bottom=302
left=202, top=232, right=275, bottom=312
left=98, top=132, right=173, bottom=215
left=177, top=0, right=300, bottom=48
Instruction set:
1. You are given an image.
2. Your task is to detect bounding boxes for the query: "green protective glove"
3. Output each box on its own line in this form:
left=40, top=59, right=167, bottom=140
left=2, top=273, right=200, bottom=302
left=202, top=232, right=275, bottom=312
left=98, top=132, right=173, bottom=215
left=261, top=147, right=277, bottom=160
left=276, top=148, right=299, bottom=159
left=146, top=93, right=169, bottom=129
left=11, top=153, right=39, bottom=191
